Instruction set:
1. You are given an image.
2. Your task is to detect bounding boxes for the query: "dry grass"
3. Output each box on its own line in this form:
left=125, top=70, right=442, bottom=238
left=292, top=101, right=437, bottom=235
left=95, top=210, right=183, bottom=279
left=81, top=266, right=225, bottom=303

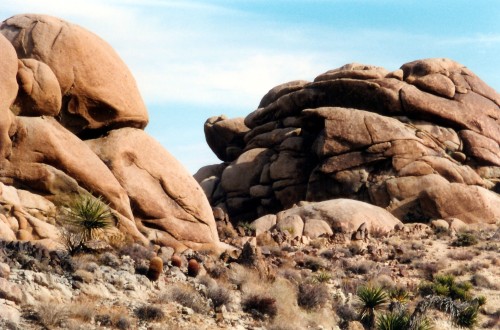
left=160, top=283, right=210, bottom=314
left=35, top=302, right=69, bottom=329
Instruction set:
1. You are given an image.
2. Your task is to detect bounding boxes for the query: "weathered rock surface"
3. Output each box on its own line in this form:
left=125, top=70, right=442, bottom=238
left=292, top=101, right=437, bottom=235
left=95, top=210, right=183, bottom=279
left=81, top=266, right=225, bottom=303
left=278, top=199, right=402, bottom=235
left=0, top=33, right=18, bottom=158
left=198, top=58, right=500, bottom=226
left=0, top=14, right=148, bottom=135
left=86, top=128, right=220, bottom=251
left=14, top=58, right=61, bottom=116
left=0, top=14, right=220, bottom=252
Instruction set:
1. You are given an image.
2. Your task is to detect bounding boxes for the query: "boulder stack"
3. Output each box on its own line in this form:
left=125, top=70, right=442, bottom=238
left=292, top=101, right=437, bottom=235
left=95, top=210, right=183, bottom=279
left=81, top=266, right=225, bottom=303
left=197, top=59, right=500, bottom=226
left=0, top=14, right=220, bottom=252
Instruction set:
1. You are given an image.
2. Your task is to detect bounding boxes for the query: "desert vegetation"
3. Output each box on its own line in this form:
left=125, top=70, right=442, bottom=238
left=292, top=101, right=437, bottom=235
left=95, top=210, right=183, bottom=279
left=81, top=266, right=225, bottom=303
left=1, top=218, right=498, bottom=330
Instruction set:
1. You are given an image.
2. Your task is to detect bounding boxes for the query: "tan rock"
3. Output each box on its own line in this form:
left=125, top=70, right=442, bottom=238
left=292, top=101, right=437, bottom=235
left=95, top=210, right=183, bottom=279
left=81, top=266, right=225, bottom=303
left=0, top=278, right=23, bottom=303
left=448, top=218, right=468, bottom=232
left=0, top=33, right=18, bottom=158
left=14, top=58, right=61, bottom=116
left=460, top=130, right=500, bottom=166
left=251, top=214, right=277, bottom=236
left=258, top=80, right=309, bottom=108
left=7, top=116, right=134, bottom=219
left=26, top=213, right=59, bottom=240
left=193, top=163, right=226, bottom=183
left=314, top=63, right=388, bottom=82
left=413, top=73, right=455, bottom=98
left=1, top=14, right=148, bottom=134
left=221, top=148, right=274, bottom=193
left=279, top=199, right=402, bottom=234
left=0, top=220, right=15, bottom=241
left=430, top=219, right=450, bottom=231
left=0, top=263, right=10, bottom=278
left=0, top=301, right=20, bottom=325
left=420, top=183, right=500, bottom=224
left=86, top=127, right=220, bottom=251
left=303, top=219, right=333, bottom=238
left=17, top=191, right=55, bottom=216
left=276, top=214, right=304, bottom=238
left=204, top=116, right=249, bottom=161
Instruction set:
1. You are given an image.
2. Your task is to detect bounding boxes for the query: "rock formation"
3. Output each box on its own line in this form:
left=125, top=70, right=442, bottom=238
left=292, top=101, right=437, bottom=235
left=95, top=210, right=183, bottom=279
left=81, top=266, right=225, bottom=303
left=198, top=59, right=500, bottom=227
left=0, top=14, right=220, bottom=252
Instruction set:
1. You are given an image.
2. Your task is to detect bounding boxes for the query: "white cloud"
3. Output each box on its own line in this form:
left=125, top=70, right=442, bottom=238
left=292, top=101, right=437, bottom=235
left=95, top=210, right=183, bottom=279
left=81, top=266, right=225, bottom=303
left=1, top=1, right=498, bottom=171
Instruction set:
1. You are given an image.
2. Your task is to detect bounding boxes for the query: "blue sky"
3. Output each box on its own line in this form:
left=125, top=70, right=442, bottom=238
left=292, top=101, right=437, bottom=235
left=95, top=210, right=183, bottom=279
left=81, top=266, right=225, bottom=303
left=1, top=0, right=499, bottom=173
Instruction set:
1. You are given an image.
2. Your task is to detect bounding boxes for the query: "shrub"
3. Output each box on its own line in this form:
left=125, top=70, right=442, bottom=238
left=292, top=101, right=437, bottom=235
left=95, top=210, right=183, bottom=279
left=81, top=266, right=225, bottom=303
left=456, top=305, right=479, bottom=329
left=356, top=286, right=388, bottom=327
left=453, top=232, right=478, bottom=247
left=207, top=285, right=231, bottom=309
left=242, top=294, right=277, bottom=320
left=297, top=282, right=329, bottom=310
left=116, top=316, right=132, bottom=330
left=64, top=195, right=114, bottom=242
left=119, top=243, right=155, bottom=263
left=163, top=284, right=209, bottom=314
left=135, top=305, right=164, bottom=322
left=312, top=271, right=332, bottom=283
left=376, top=311, right=410, bottom=330
left=35, top=303, right=69, bottom=328
left=447, top=250, right=476, bottom=261
left=421, top=274, right=473, bottom=302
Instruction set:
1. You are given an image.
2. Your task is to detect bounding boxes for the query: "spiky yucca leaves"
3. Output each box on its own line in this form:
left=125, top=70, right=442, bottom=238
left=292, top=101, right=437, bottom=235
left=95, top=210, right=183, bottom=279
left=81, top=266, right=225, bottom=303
left=65, top=195, right=114, bottom=242
left=356, top=285, right=389, bottom=328
left=388, top=287, right=411, bottom=313
left=378, top=311, right=433, bottom=330
left=377, top=311, right=410, bottom=330
left=411, top=295, right=480, bottom=329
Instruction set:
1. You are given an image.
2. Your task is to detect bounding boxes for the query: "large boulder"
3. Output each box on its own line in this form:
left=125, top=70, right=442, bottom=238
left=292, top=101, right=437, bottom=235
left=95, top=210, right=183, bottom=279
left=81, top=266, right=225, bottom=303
left=204, top=115, right=249, bottom=161
left=0, top=14, right=221, bottom=252
left=86, top=128, right=220, bottom=251
left=0, top=14, right=148, bottom=135
left=198, top=58, right=500, bottom=226
left=278, top=199, right=402, bottom=235
left=419, top=183, right=500, bottom=224
left=0, top=33, right=18, bottom=158
left=14, top=58, right=62, bottom=116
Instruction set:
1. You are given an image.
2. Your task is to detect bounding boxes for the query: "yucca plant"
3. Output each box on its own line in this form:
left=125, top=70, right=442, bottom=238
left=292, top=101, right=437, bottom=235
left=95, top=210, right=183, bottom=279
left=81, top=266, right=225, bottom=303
left=357, top=285, right=389, bottom=328
left=388, top=287, right=411, bottom=313
left=377, top=311, right=410, bottom=330
left=64, top=194, right=114, bottom=242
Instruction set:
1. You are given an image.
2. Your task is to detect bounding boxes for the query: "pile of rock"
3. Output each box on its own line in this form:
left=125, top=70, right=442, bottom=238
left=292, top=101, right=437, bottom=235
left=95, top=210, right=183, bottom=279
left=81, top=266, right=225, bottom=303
left=0, top=14, right=220, bottom=252
left=198, top=59, right=500, bottom=227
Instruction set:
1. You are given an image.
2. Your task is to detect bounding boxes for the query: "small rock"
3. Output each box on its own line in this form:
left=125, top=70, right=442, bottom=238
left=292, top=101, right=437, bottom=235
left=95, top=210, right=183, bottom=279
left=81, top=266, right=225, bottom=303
left=431, top=219, right=450, bottom=232
left=0, top=278, right=23, bottom=304
left=182, top=306, right=194, bottom=315
left=0, top=263, right=10, bottom=278
left=448, top=218, right=468, bottom=232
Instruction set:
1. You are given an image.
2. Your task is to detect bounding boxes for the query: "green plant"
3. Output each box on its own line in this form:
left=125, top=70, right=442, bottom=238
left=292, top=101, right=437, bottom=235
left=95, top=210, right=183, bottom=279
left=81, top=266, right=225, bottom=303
left=453, top=232, right=478, bottom=247
left=456, top=305, right=479, bottom=328
left=62, top=195, right=114, bottom=251
left=376, top=311, right=410, bottom=330
left=388, top=287, right=411, bottom=313
left=242, top=294, right=277, bottom=320
left=297, top=282, right=329, bottom=310
left=69, top=195, right=113, bottom=240
left=135, top=305, right=164, bottom=321
left=356, top=285, right=389, bottom=328
left=312, top=271, right=332, bottom=283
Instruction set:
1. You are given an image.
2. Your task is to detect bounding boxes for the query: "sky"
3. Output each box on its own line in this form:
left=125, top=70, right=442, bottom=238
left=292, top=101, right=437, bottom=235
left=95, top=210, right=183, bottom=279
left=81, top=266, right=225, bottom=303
left=1, top=0, right=499, bottom=173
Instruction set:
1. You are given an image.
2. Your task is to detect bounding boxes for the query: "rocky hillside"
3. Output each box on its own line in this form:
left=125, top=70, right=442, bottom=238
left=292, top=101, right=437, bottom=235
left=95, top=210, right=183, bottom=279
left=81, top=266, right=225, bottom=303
left=0, top=12, right=499, bottom=330
left=0, top=14, right=221, bottom=252
left=198, top=59, right=500, bottom=230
